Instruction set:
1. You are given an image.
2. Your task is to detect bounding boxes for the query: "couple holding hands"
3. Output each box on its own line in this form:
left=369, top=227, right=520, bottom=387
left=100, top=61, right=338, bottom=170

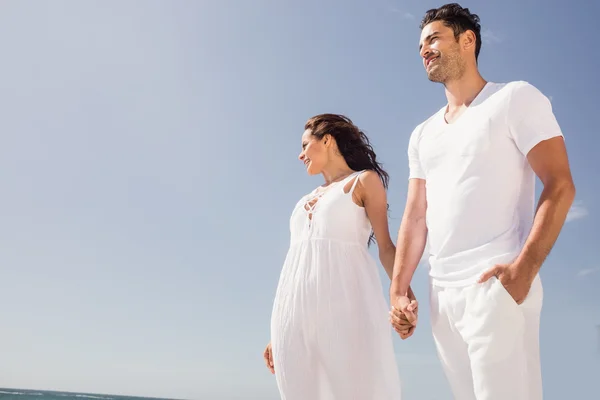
left=264, top=3, right=575, bottom=399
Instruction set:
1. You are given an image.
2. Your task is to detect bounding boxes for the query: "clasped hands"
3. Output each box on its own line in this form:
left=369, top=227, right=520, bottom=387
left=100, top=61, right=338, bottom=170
left=389, top=293, right=418, bottom=340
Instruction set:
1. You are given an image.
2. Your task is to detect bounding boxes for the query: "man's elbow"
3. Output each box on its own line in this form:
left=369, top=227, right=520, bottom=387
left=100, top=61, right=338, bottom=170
left=549, top=176, right=576, bottom=205
left=563, top=180, right=576, bottom=205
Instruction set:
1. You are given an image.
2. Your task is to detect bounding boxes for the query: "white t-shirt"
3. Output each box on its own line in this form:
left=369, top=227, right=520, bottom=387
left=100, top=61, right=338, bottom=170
left=408, top=81, right=564, bottom=287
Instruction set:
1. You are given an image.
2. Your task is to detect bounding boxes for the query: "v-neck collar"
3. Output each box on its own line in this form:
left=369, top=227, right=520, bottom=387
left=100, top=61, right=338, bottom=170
left=441, top=81, right=491, bottom=126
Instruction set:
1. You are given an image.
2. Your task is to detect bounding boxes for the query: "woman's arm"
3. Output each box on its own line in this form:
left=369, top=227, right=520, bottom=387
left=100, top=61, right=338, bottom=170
left=353, top=171, right=416, bottom=302
left=351, top=171, right=395, bottom=275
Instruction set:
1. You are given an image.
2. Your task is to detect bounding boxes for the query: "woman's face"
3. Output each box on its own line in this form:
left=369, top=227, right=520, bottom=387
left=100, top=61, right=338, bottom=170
left=298, top=129, right=328, bottom=175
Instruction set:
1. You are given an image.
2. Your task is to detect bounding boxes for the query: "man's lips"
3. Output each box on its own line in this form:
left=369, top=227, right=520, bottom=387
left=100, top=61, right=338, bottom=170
left=426, top=56, right=439, bottom=68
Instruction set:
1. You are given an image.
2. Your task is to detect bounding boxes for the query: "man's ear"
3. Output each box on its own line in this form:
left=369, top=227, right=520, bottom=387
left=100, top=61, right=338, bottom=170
left=462, top=30, right=477, bottom=53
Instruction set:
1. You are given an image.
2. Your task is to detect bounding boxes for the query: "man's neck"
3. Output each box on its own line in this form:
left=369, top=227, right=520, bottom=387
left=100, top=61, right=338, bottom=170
left=444, top=71, right=487, bottom=110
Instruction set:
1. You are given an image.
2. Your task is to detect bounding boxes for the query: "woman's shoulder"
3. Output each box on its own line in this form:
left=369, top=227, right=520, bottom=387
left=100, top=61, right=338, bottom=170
left=345, top=170, right=385, bottom=204
left=357, top=170, right=383, bottom=188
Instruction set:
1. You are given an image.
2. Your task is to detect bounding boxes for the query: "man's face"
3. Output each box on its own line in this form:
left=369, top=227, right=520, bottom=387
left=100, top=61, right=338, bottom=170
left=419, top=21, right=465, bottom=83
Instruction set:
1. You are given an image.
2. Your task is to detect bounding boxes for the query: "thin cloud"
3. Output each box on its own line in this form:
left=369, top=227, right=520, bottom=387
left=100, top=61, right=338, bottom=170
left=566, top=201, right=588, bottom=223
left=576, top=268, right=600, bottom=278
left=389, top=8, right=415, bottom=20
left=481, top=29, right=502, bottom=44
left=386, top=0, right=415, bottom=20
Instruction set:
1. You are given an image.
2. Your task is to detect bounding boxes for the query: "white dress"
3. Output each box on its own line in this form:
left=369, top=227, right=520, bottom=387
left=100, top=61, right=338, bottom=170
left=270, top=171, right=402, bottom=399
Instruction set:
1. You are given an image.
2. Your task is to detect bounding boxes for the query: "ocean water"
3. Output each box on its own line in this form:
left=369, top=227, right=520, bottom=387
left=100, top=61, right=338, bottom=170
left=0, top=389, right=178, bottom=400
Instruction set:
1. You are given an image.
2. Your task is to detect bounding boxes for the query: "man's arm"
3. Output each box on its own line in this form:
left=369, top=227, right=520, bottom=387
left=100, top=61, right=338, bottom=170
left=479, top=136, right=575, bottom=296
left=478, top=83, right=575, bottom=300
left=514, top=136, right=575, bottom=279
left=390, top=178, right=428, bottom=299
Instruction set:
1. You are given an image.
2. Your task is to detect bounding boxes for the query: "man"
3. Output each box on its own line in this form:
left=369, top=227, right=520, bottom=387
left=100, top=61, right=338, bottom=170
left=389, top=3, right=575, bottom=400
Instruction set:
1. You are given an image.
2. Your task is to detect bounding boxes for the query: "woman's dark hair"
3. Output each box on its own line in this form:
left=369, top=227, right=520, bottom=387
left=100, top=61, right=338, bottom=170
left=305, top=113, right=389, bottom=245
left=305, top=113, right=389, bottom=189
left=420, top=3, right=482, bottom=60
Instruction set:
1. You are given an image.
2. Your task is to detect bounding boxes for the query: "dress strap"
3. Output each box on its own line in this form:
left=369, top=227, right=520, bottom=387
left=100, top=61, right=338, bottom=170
left=348, top=170, right=365, bottom=194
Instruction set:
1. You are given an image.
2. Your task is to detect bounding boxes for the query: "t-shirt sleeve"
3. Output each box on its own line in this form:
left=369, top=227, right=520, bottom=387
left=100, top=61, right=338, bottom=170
left=507, top=81, right=564, bottom=156
left=408, top=126, right=425, bottom=180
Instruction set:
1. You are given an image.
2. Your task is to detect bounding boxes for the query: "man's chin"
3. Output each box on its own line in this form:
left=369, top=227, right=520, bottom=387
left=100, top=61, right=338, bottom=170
left=426, top=66, right=445, bottom=82
left=427, top=73, right=444, bottom=83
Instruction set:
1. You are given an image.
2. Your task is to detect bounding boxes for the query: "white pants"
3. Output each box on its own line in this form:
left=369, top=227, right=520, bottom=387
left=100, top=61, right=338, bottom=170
left=430, top=275, right=543, bottom=400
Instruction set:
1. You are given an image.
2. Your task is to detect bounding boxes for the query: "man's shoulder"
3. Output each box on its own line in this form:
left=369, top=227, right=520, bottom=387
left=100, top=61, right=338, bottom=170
left=493, top=80, right=534, bottom=89
left=412, top=106, right=445, bottom=137
left=482, top=80, right=531, bottom=96
left=483, top=81, right=551, bottom=115
left=499, top=81, right=553, bottom=116
left=499, top=80, right=547, bottom=99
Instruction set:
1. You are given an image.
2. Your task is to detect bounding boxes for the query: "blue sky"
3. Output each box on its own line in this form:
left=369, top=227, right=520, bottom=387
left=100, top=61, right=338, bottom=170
left=0, top=1, right=598, bottom=399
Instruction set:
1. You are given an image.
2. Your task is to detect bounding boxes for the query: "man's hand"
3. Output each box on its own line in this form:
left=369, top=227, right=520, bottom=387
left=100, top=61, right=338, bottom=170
left=478, top=263, right=534, bottom=304
left=389, top=295, right=418, bottom=339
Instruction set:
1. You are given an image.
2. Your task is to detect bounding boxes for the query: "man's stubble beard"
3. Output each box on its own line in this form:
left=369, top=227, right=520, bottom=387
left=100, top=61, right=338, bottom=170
left=426, top=50, right=466, bottom=84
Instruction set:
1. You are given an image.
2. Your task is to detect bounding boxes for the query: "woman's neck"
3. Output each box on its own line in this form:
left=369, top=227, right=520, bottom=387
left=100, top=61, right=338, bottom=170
left=321, top=164, right=354, bottom=185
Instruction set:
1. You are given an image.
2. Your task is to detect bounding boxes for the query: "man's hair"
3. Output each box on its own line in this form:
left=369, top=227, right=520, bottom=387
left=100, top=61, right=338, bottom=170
left=420, top=3, right=482, bottom=60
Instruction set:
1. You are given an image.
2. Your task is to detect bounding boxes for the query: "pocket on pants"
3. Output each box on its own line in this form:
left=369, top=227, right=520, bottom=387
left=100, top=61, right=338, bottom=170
left=492, top=277, right=520, bottom=308
left=493, top=275, right=543, bottom=310
left=461, top=279, right=526, bottom=364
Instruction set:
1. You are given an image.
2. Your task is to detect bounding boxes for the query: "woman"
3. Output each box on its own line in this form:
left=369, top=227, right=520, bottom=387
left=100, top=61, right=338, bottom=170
left=263, top=114, right=417, bottom=399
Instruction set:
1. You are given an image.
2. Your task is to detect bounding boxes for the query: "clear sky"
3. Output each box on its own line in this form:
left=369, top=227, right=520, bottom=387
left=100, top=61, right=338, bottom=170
left=0, top=1, right=598, bottom=399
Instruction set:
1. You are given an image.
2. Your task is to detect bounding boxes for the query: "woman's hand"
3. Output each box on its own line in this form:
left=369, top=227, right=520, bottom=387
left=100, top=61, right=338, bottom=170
left=390, top=296, right=418, bottom=339
left=263, top=342, right=275, bottom=374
